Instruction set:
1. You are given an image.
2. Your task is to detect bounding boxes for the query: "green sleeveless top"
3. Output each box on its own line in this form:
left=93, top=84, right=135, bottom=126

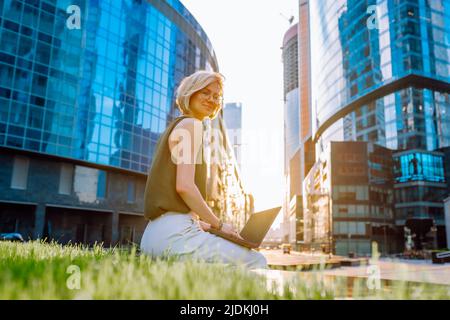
left=143, top=115, right=207, bottom=220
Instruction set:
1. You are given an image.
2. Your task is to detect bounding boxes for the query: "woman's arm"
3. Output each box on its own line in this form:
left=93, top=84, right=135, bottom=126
left=169, top=118, right=222, bottom=229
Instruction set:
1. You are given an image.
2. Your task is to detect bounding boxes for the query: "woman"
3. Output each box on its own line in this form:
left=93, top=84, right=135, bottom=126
left=140, top=70, right=267, bottom=269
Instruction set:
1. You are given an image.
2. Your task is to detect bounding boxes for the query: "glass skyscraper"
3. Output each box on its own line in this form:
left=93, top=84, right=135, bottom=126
left=223, top=102, right=242, bottom=169
left=305, top=0, right=450, bottom=254
left=282, top=0, right=315, bottom=249
left=0, top=0, right=219, bottom=172
left=311, top=0, right=449, bottom=150
left=282, top=22, right=301, bottom=244
left=0, top=0, right=249, bottom=245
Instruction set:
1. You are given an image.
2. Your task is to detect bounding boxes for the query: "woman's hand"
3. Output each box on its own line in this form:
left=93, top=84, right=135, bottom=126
left=198, top=220, right=211, bottom=231
left=220, top=222, right=235, bottom=234
left=195, top=215, right=243, bottom=239
left=190, top=212, right=211, bottom=231
left=221, top=223, right=243, bottom=239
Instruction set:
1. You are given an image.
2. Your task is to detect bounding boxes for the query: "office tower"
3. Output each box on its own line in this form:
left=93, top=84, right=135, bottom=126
left=281, top=0, right=314, bottom=249
left=305, top=0, right=450, bottom=255
left=282, top=22, right=300, bottom=244
left=223, top=102, right=242, bottom=169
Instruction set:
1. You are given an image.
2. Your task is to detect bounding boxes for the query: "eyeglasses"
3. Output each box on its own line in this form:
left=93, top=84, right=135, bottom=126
left=199, top=91, right=223, bottom=105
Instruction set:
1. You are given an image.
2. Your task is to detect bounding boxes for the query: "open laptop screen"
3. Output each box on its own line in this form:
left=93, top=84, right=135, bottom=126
left=239, top=206, right=281, bottom=245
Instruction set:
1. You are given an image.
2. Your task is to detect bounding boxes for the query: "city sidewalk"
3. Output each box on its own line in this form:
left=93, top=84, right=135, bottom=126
left=319, top=259, right=450, bottom=286
left=260, top=249, right=367, bottom=270
left=259, top=249, right=450, bottom=286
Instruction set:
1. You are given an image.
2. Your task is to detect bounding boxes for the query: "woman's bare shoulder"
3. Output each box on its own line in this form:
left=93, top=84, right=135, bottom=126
left=168, top=117, right=203, bottom=148
left=173, top=117, right=202, bottom=132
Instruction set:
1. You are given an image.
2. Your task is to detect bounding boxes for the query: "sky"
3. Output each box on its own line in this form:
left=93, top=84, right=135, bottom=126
left=180, top=0, right=299, bottom=228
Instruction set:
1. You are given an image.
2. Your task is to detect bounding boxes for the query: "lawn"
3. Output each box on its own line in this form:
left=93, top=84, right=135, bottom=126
left=0, top=241, right=449, bottom=300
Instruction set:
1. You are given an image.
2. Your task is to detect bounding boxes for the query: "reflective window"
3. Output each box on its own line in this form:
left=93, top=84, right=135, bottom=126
left=97, top=170, right=108, bottom=199
left=11, top=156, right=29, bottom=190
left=127, top=179, right=136, bottom=203
left=393, top=151, right=445, bottom=183
left=0, top=0, right=218, bottom=175
left=310, top=0, right=449, bottom=149
left=59, top=163, right=74, bottom=195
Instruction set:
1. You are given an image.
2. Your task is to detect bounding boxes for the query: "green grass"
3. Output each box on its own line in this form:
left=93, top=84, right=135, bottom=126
left=0, top=241, right=449, bottom=300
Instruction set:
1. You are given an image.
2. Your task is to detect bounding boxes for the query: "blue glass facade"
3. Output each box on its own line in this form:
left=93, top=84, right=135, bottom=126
left=393, top=151, right=445, bottom=183
left=310, top=0, right=450, bottom=151
left=0, top=0, right=218, bottom=174
left=306, top=0, right=450, bottom=253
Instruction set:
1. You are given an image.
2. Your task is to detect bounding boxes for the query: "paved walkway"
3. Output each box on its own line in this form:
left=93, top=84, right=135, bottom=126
left=259, top=249, right=450, bottom=285
left=319, top=258, right=450, bottom=285
left=260, top=249, right=366, bottom=270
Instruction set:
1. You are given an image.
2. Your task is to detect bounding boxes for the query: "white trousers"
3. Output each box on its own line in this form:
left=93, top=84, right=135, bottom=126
left=140, top=212, right=268, bottom=270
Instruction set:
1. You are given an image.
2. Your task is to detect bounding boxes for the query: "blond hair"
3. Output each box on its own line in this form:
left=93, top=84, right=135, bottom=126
left=175, top=70, right=225, bottom=119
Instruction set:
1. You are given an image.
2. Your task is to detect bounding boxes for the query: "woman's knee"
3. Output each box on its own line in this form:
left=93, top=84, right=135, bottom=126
left=250, top=250, right=268, bottom=269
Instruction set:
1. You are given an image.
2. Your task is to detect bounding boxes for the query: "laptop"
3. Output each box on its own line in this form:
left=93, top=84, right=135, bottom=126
left=207, top=206, right=281, bottom=249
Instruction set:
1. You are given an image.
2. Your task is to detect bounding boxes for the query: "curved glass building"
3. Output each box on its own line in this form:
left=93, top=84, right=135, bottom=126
left=0, top=0, right=249, bottom=245
left=311, top=0, right=449, bottom=150
left=0, top=0, right=218, bottom=172
left=306, top=0, right=450, bottom=254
